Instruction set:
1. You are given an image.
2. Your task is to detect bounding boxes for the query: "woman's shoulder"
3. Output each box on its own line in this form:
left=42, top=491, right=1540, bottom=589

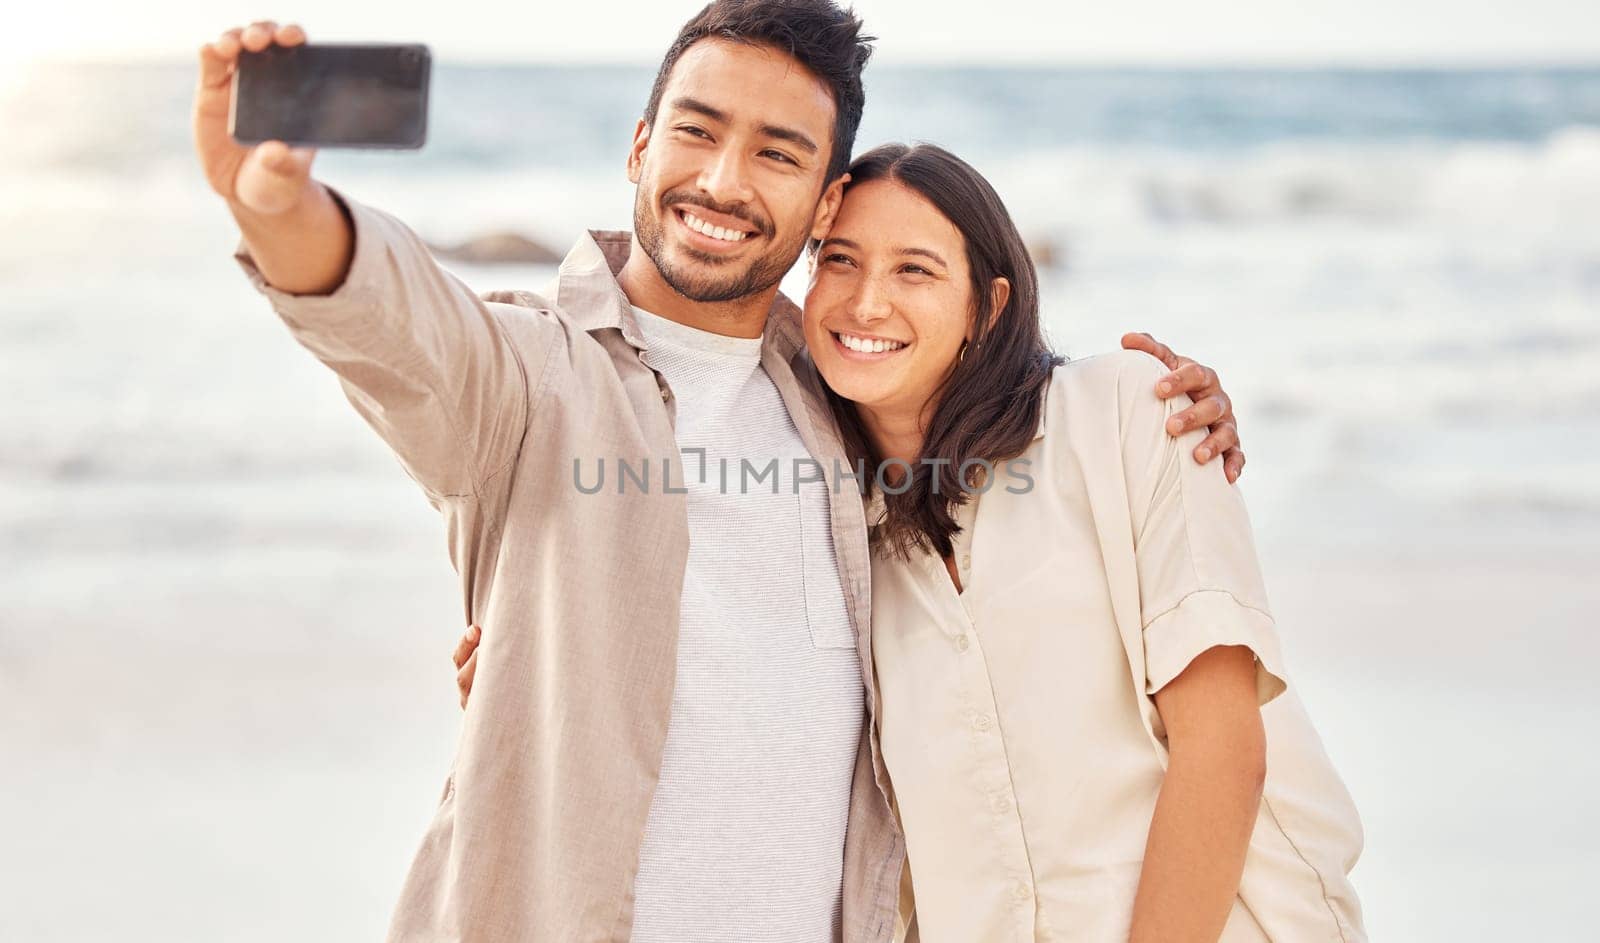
left=1043, top=349, right=1175, bottom=431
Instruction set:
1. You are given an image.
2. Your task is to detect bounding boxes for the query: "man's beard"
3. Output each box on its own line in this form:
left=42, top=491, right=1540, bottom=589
left=633, top=187, right=804, bottom=304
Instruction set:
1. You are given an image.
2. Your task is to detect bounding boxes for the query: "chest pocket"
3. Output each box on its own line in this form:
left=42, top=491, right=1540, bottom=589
left=798, top=476, right=858, bottom=651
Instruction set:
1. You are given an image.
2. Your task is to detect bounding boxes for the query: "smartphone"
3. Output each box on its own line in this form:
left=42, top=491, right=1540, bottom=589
left=230, top=42, right=431, bottom=150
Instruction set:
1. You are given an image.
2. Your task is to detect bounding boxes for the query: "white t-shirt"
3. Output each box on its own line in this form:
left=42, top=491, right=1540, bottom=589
left=627, top=306, right=865, bottom=943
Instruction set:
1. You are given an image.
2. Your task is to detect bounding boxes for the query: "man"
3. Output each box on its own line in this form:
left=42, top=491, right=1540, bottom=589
left=192, top=2, right=1245, bottom=940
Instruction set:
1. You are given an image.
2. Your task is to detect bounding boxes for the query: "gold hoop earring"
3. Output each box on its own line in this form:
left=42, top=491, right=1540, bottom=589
left=959, top=340, right=971, bottom=363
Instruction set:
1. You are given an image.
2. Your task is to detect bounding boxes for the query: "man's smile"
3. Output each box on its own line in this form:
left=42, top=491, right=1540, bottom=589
left=670, top=204, right=762, bottom=253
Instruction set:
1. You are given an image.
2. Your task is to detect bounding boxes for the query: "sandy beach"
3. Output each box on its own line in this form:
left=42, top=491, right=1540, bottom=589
left=5, top=463, right=1596, bottom=939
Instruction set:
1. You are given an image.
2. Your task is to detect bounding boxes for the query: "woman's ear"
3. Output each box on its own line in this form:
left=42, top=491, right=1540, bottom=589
left=985, top=276, right=1012, bottom=333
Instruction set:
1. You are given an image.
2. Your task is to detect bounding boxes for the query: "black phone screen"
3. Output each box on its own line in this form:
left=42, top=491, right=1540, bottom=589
left=230, top=43, right=431, bottom=150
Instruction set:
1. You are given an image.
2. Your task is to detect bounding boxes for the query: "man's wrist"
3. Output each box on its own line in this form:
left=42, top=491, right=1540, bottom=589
left=229, top=179, right=357, bottom=297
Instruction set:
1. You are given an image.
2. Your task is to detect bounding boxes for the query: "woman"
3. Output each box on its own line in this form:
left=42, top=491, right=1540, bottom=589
left=455, top=144, right=1365, bottom=941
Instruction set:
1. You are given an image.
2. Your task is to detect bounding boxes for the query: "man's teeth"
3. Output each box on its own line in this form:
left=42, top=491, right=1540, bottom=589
left=837, top=332, right=906, bottom=354
left=682, top=211, right=749, bottom=243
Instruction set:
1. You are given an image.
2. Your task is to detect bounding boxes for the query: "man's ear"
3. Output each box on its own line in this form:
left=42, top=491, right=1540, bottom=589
left=809, top=172, right=850, bottom=241
left=981, top=276, right=1011, bottom=335
left=626, top=118, right=650, bottom=184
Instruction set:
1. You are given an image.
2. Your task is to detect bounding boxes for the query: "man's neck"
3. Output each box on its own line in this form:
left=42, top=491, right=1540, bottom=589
left=617, top=237, right=777, bottom=340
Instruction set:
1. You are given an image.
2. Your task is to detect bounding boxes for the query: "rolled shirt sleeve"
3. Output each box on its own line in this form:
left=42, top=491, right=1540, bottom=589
left=234, top=188, right=541, bottom=502
left=1114, top=351, right=1288, bottom=706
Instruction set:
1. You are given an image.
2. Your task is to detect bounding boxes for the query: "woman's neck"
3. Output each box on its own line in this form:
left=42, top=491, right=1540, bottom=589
left=857, top=399, right=933, bottom=477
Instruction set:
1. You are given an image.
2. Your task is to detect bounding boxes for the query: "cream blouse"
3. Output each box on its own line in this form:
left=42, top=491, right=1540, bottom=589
left=870, top=351, right=1366, bottom=942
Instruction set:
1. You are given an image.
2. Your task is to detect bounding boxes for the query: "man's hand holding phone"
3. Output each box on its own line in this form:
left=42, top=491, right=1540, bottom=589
left=194, top=21, right=318, bottom=218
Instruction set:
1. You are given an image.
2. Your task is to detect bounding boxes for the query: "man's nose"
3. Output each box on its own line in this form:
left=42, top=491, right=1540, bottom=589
left=696, top=146, right=755, bottom=207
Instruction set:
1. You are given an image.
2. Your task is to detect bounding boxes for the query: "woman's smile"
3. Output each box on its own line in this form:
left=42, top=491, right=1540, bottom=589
left=829, top=329, right=911, bottom=358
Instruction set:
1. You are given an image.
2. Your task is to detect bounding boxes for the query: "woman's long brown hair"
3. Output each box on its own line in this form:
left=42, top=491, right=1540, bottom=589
left=816, top=143, right=1064, bottom=558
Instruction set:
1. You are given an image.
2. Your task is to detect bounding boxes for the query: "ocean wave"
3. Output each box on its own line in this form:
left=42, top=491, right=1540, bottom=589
left=346, top=128, right=1600, bottom=237
left=986, top=126, right=1600, bottom=229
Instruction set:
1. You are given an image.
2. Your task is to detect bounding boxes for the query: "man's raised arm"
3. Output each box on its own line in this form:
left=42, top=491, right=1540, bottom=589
left=194, top=21, right=556, bottom=503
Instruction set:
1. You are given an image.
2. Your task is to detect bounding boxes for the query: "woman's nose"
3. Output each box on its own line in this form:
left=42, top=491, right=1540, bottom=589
left=851, top=276, right=893, bottom=324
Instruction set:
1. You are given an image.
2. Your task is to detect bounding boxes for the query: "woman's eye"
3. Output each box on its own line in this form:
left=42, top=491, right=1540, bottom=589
left=823, top=253, right=856, bottom=266
left=902, top=264, right=931, bottom=276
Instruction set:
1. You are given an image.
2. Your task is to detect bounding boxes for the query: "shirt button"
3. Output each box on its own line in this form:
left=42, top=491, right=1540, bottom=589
left=1014, top=881, right=1032, bottom=901
left=960, top=553, right=971, bottom=569
left=973, top=714, right=992, bottom=731
left=993, top=794, right=1011, bottom=814
left=956, top=634, right=970, bottom=652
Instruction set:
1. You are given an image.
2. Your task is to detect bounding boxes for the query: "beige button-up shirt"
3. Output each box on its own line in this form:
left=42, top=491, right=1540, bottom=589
left=236, top=194, right=904, bottom=942
left=871, top=351, right=1365, bottom=942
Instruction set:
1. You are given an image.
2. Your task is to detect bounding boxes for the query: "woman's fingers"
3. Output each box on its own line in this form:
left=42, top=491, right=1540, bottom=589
left=452, top=624, right=482, bottom=669
left=457, top=650, right=479, bottom=709
left=453, top=625, right=482, bottom=709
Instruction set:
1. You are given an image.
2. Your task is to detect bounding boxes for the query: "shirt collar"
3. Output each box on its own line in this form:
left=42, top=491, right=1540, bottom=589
left=551, top=229, right=806, bottom=361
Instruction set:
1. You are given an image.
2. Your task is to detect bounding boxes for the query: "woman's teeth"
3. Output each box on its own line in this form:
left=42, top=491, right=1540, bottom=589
left=836, top=332, right=906, bottom=354
left=682, top=211, right=749, bottom=243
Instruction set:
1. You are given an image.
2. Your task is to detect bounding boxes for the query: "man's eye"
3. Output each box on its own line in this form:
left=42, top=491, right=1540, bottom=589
left=677, top=126, right=710, bottom=139
left=762, top=149, right=795, bottom=164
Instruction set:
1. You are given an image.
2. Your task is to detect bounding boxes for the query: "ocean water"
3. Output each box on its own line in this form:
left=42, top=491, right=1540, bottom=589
left=2, top=62, right=1598, bottom=940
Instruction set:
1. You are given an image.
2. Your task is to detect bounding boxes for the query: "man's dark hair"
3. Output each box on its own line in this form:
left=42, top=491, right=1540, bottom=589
left=642, top=0, right=874, bottom=183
